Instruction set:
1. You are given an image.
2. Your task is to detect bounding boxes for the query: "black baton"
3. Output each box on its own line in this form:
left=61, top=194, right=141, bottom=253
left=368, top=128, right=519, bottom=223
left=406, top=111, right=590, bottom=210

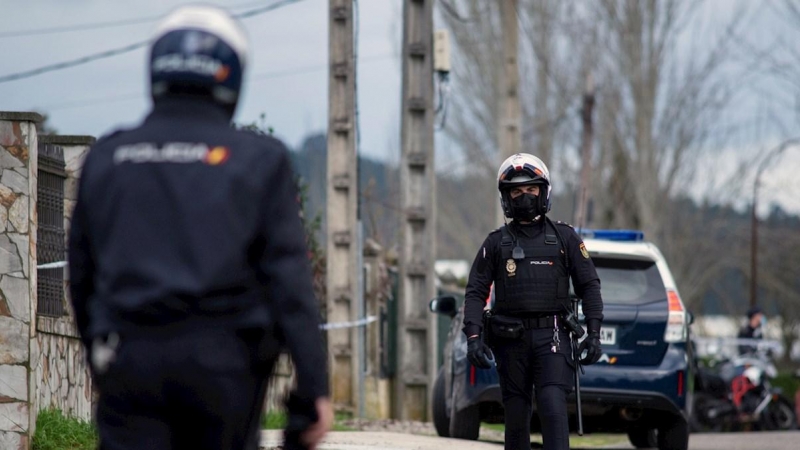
left=571, top=297, right=584, bottom=436
left=572, top=336, right=584, bottom=436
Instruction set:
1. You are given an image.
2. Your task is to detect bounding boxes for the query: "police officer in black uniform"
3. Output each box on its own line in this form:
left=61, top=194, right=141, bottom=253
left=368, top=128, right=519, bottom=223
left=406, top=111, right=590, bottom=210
left=67, top=6, right=331, bottom=450
left=463, top=153, right=604, bottom=450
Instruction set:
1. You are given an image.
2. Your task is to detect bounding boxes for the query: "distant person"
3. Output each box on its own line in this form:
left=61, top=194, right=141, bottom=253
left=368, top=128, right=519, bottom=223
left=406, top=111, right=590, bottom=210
left=67, top=5, right=331, bottom=449
left=737, top=305, right=765, bottom=355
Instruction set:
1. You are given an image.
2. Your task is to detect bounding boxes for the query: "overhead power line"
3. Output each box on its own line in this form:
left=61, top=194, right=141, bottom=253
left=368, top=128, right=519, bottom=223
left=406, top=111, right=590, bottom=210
left=0, top=0, right=272, bottom=38
left=0, top=15, right=162, bottom=38
left=0, top=40, right=151, bottom=84
left=0, top=0, right=305, bottom=84
left=43, top=54, right=395, bottom=111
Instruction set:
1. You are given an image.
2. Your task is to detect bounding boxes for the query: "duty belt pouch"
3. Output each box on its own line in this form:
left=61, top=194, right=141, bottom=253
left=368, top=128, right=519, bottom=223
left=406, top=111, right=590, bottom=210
left=489, top=314, right=525, bottom=340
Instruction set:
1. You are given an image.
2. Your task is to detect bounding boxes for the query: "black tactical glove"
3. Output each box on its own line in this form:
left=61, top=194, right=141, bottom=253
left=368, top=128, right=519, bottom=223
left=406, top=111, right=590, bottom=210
left=283, top=392, right=318, bottom=450
left=467, top=336, right=494, bottom=369
left=578, top=331, right=602, bottom=365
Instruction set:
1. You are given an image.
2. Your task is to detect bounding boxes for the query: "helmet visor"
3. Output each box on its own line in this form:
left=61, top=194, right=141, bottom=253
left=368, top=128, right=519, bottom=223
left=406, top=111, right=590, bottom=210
left=498, top=163, right=547, bottom=188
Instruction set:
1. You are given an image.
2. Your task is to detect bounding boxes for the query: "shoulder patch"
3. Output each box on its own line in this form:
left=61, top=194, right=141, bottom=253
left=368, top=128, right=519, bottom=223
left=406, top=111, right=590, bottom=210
left=579, top=242, right=590, bottom=259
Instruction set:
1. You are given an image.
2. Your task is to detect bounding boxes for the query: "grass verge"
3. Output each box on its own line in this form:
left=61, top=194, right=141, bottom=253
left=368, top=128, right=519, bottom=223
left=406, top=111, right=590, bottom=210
left=262, top=411, right=356, bottom=432
left=32, top=408, right=98, bottom=450
left=480, top=422, right=627, bottom=448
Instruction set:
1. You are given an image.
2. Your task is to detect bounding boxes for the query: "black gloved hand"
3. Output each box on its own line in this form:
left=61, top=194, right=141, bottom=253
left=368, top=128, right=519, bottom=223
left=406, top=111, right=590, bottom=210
left=578, top=331, right=602, bottom=365
left=467, top=336, right=494, bottom=369
left=284, top=392, right=318, bottom=450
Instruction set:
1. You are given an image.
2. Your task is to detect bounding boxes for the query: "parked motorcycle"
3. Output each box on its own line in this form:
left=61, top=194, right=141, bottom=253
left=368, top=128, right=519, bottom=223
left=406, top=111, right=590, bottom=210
left=691, top=339, right=797, bottom=432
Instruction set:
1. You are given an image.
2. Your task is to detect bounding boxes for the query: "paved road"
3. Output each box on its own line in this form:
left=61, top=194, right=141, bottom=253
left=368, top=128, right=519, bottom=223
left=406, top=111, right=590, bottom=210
left=603, top=430, right=800, bottom=450
left=261, top=430, right=800, bottom=450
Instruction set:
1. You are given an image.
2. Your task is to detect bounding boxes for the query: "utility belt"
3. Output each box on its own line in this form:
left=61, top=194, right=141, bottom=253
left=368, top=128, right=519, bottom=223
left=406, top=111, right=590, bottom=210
left=482, top=309, right=583, bottom=345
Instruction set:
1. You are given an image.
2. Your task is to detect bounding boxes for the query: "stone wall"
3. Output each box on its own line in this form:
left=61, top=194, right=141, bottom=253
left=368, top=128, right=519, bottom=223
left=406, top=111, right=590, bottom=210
left=31, top=135, right=94, bottom=422
left=33, top=318, right=93, bottom=421
left=0, top=112, right=42, bottom=449
left=265, top=354, right=295, bottom=413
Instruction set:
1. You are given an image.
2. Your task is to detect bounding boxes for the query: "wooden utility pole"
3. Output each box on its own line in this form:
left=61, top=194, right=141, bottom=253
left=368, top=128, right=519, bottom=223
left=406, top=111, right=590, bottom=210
left=397, top=0, right=436, bottom=421
left=326, top=0, right=359, bottom=413
left=574, top=74, right=595, bottom=229
left=498, top=0, right=521, bottom=225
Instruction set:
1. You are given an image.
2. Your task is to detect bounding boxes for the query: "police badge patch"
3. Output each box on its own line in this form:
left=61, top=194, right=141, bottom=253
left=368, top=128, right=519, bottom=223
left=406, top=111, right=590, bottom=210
left=579, top=243, right=590, bottom=259
left=506, top=258, right=517, bottom=276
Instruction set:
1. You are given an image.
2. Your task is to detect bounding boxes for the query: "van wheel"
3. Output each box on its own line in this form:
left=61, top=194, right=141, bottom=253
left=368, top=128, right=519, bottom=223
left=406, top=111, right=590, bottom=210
left=627, top=427, right=657, bottom=448
left=657, top=415, right=688, bottom=450
left=432, top=368, right=450, bottom=437
left=449, top=401, right=480, bottom=440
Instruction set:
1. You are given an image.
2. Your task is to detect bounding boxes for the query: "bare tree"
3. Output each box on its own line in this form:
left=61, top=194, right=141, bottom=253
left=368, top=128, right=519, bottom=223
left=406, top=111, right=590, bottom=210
left=580, top=1, right=749, bottom=308
left=437, top=0, right=585, bottom=257
left=755, top=216, right=800, bottom=364
left=439, top=0, right=504, bottom=179
left=591, top=1, right=744, bottom=240
left=436, top=1, right=755, bottom=316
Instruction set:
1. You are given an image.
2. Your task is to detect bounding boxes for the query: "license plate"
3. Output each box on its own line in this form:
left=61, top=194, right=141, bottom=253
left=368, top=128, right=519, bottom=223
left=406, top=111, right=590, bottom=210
left=600, top=327, right=616, bottom=345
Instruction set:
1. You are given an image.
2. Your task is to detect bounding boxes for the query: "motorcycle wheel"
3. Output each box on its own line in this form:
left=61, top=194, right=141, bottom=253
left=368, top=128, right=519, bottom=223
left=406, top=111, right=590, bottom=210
left=690, top=393, right=725, bottom=433
left=759, top=396, right=798, bottom=431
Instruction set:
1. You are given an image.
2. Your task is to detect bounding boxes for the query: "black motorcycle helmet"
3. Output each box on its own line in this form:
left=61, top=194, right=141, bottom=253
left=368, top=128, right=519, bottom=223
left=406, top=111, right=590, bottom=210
left=149, top=5, right=248, bottom=117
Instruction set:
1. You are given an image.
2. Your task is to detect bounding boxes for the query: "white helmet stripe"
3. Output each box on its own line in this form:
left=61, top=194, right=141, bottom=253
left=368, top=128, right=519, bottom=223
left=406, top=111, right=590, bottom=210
left=154, top=6, right=248, bottom=66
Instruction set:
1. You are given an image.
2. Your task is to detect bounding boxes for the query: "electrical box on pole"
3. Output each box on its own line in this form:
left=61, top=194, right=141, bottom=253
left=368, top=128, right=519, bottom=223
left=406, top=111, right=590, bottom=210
left=434, top=29, right=451, bottom=74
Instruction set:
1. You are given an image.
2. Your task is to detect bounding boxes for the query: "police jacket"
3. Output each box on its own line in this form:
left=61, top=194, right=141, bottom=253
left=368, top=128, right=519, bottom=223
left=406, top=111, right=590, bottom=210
left=68, top=96, right=328, bottom=400
left=462, top=218, right=603, bottom=338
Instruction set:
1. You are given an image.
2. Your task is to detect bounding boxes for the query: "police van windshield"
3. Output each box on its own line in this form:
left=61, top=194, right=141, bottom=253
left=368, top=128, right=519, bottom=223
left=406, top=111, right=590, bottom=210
left=591, top=257, right=666, bottom=305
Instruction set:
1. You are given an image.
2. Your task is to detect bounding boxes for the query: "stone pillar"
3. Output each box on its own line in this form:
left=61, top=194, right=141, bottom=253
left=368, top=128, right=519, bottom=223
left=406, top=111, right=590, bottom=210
left=32, top=135, right=95, bottom=422
left=0, top=111, right=42, bottom=449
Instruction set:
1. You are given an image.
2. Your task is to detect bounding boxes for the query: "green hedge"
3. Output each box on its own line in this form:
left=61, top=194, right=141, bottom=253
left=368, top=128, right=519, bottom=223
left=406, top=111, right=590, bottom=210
left=772, top=371, right=800, bottom=400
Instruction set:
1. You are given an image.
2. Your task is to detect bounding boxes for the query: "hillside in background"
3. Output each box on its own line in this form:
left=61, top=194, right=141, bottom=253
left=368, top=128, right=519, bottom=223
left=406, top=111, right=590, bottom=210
left=287, top=132, right=800, bottom=318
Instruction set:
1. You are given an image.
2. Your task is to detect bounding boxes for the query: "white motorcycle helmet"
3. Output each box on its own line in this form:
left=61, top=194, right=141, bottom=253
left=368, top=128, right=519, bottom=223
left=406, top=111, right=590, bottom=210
left=742, top=366, right=763, bottom=386
left=496, top=153, right=552, bottom=219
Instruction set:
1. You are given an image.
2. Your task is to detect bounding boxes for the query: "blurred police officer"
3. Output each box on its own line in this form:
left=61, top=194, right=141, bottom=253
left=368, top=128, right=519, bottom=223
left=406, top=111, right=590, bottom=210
left=463, top=153, right=604, bottom=450
left=737, top=305, right=765, bottom=355
left=67, top=6, right=331, bottom=450
left=738, top=305, right=765, bottom=340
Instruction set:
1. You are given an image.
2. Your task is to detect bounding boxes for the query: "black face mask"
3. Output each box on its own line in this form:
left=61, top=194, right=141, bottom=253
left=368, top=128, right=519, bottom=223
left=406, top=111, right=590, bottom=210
left=509, top=193, right=543, bottom=221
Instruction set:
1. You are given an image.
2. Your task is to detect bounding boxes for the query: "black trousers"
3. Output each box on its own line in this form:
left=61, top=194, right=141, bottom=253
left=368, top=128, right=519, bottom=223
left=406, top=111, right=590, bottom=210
left=94, top=326, right=280, bottom=450
left=492, top=327, right=574, bottom=450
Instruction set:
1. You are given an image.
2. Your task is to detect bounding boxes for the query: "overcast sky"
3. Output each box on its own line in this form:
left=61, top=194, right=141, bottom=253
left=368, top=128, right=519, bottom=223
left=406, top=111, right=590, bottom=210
left=1, top=0, right=798, bottom=216
left=0, top=0, right=403, bottom=161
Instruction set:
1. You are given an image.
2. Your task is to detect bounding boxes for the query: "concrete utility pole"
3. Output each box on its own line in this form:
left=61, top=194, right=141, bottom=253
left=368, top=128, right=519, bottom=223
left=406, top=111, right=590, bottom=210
left=497, top=0, right=521, bottom=225
left=397, top=0, right=436, bottom=420
left=326, top=0, right=360, bottom=413
left=574, top=74, right=595, bottom=229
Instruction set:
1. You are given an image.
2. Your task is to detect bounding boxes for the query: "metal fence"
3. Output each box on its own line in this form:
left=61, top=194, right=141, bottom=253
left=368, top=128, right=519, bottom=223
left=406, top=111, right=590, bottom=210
left=37, top=143, right=67, bottom=317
